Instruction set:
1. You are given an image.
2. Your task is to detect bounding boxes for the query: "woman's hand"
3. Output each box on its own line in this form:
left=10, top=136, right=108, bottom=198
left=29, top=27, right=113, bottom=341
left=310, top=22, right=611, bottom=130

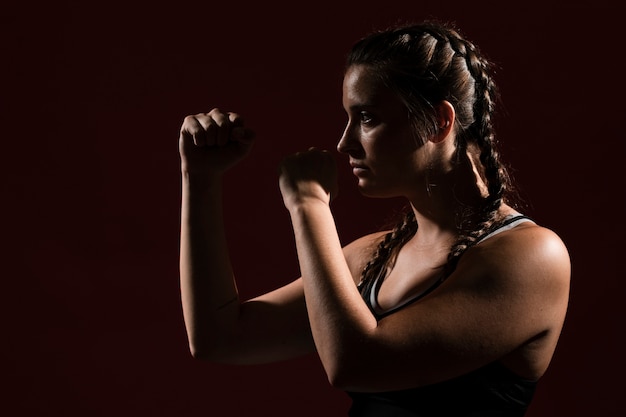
left=279, top=148, right=338, bottom=209
left=179, top=108, right=255, bottom=178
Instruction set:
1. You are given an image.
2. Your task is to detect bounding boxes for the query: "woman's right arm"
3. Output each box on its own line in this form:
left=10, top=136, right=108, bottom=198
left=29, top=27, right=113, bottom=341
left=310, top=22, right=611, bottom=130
left=179, top=109, right=314, bottom=364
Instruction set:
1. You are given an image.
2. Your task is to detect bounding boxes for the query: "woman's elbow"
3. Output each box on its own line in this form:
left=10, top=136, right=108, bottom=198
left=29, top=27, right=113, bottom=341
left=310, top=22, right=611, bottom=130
left=323, top=358, right=360, bottom=390
left=189, top=344, right=212, bottom=361
left=327, top=372, right=348, bottom=390
left=187, top=338, right=249, bottom=364
left=187, top=336, right=226, bottom=361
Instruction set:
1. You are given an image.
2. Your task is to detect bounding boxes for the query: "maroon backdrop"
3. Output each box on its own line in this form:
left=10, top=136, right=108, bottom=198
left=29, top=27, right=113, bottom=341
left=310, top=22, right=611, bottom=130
left=4, top=1, right=622, bottom=416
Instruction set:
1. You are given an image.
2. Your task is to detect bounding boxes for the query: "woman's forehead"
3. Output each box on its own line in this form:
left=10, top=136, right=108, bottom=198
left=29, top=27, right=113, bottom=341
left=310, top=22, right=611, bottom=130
left=343, top=65, right=387, bottom=105
left=343, top=65, right=404, bottom=112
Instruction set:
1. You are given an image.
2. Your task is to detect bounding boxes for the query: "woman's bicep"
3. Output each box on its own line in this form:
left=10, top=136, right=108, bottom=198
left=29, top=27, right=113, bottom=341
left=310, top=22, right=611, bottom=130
left=197, top=278, right=315, bottom=364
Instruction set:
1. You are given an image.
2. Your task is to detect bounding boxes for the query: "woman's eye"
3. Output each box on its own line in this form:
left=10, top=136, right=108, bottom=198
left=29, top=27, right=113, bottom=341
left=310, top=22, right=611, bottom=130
left=359, top=112, right=373, bottom=124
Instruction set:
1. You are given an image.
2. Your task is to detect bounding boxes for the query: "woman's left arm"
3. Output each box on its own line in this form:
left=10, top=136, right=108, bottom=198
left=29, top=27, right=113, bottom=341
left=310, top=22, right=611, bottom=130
left=279, top=149, right=379, bottom=385
left=279, top=149, right=570, bottom=392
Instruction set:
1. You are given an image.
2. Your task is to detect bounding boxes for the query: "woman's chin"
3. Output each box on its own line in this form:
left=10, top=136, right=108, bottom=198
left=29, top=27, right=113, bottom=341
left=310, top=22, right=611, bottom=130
left=357, top=181, right=397, bottom=199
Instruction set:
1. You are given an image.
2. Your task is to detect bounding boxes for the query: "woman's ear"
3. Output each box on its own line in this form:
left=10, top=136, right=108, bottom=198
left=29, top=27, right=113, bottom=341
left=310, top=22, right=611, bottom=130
left=431, top=100, right=456, bottom=143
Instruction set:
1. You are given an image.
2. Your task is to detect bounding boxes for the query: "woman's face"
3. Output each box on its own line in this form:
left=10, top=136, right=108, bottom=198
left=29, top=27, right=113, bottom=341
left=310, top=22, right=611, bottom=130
left=337, top=64, right=430, bottom=198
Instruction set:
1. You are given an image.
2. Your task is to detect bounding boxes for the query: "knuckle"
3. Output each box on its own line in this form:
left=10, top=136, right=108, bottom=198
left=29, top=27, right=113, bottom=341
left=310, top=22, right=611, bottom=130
left=228, top=112, right=243, bottom=124
left=182, top=115, right=196, bottom=126
left=208, top=107, right=224, bottom=119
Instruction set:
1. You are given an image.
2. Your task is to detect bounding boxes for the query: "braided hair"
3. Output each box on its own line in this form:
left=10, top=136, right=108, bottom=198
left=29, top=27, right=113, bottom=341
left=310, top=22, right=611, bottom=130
left=350, top=21, right=515, bottom=288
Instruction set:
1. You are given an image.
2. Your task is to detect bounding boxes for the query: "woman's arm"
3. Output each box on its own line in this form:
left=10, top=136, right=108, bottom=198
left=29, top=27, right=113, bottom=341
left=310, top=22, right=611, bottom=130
left=179, top=173, right=237, bottom=357
left=278, top=148, right=379, bottom=381
left=179, top=109, right=315, bottom=364
left=279, top=149, right=570, bottom=392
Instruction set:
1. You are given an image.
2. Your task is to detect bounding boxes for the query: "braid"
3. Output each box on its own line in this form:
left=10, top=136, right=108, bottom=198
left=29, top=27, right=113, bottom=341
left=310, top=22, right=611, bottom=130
left=443, top=31, right=511, bottom=276
left=461, top=36, right=508, bottom=208
left=348, top=21, right=517, bottom=283
left=358, top=210, right=416, bottom=289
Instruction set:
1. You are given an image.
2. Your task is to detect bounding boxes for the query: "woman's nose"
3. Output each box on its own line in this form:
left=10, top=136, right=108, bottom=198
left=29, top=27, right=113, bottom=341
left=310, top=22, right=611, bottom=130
left=337, top=123, right=359, bottom=155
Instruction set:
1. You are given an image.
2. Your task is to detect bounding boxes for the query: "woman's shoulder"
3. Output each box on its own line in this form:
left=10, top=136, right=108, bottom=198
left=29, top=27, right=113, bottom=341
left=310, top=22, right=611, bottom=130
left=459, top=220, right=571, bottom=290
left=480, top=219, right=568, bottom=259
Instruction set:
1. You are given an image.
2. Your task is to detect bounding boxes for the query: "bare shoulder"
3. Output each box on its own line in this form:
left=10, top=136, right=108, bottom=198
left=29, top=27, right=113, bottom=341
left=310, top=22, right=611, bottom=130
left=472, top=222, right=569, bottom=270
left=458, top=222, right=571, bottom=295
left=342, top=230, right=390, bottom=284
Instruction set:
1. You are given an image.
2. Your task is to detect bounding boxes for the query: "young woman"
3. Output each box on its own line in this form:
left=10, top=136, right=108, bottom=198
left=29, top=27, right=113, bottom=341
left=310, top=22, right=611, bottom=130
left=178, top=21, right=570, bottom=417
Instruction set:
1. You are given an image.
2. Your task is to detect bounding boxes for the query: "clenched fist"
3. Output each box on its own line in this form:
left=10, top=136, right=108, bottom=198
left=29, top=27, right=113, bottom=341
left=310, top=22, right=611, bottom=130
left=179, top=108, right=255, bottom=177
left=279, top=148, right=338, bottom=209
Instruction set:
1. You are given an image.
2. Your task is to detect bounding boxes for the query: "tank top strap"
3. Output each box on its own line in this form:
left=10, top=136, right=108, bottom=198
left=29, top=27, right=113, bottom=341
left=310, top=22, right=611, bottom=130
left=476, top=214, right=535, bottom=245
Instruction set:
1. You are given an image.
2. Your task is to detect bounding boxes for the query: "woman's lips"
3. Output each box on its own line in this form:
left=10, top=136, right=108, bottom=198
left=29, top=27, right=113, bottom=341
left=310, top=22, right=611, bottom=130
left=350, top=162, right=368, bottom=175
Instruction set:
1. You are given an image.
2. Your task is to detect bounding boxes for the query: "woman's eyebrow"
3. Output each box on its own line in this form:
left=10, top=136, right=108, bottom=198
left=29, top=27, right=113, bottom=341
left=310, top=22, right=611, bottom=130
left=347, top=103, right=377, bottom=111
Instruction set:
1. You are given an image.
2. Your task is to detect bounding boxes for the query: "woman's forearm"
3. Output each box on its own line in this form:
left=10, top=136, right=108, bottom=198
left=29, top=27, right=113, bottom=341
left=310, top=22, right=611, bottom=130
left=287, top=200, right=377, bottom=383
left=180, top=172, right=240, bottom=358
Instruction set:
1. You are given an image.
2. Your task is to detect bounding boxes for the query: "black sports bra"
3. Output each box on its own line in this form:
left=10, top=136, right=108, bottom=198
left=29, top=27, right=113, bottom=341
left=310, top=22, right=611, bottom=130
left=347, top=361, right=537, bottom=417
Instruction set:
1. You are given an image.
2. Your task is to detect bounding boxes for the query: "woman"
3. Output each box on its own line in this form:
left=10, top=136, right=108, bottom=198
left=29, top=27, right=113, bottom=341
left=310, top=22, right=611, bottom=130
left=178, top=21, right=570, bottom=416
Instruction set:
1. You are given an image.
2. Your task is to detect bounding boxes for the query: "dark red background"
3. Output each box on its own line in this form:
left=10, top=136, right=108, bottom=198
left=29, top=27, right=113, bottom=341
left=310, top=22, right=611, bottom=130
left=4, top=1, right=622, bottom=416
